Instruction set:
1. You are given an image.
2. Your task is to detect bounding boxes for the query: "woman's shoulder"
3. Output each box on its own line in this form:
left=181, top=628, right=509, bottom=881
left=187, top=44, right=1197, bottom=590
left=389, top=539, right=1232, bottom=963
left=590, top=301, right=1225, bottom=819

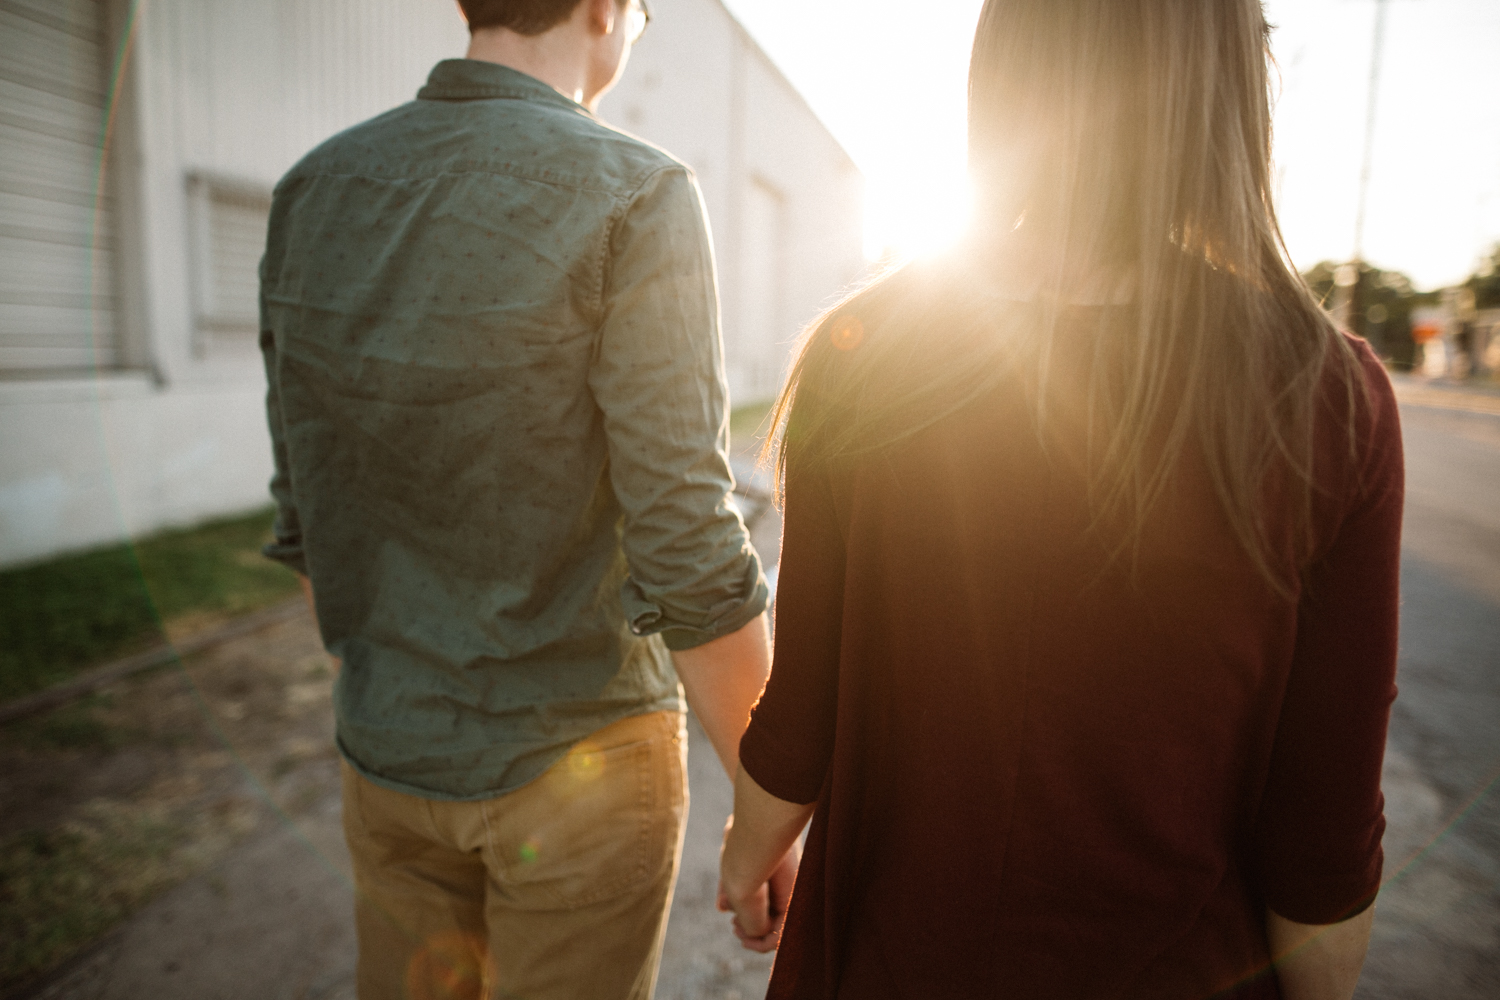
left=1311, top=332, right=1403, bottom=516
left=1326, top=332, right=1399, bottom=439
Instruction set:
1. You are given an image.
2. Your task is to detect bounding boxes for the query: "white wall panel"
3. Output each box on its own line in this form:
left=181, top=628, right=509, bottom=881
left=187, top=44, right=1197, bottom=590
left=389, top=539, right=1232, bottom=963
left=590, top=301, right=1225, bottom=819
left=738, top=178, right=786, bottom=399
left=0, top=375, right=275, bottom=567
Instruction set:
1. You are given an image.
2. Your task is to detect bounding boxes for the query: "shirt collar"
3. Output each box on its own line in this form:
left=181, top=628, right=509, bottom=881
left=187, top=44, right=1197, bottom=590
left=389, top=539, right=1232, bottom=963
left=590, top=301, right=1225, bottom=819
left=417, top=59, right=588, bottom=114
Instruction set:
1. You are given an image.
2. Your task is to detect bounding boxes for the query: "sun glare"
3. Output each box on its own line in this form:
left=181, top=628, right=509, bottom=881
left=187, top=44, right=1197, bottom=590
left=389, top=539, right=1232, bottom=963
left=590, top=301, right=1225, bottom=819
left=864, top=171, right=977, bottom=262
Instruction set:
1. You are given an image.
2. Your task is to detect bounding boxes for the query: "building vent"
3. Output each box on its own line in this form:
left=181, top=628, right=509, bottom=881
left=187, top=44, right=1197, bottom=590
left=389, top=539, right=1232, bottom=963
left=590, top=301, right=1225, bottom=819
left=187, top=174, right=271, bottom=344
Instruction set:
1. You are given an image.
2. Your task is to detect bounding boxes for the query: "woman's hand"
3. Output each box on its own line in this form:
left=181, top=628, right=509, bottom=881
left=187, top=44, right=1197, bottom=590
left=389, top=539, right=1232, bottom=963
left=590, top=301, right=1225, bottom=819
left=718, top=840, right=800, bottom=952
left=1266, top=905, right=1375, bottom=1000
left=717, top=766, right=817, bottom=953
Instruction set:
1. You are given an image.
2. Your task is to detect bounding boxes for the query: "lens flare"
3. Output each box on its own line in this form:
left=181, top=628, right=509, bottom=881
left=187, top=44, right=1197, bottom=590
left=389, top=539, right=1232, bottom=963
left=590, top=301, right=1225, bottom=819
left=566, top=741, right=605, bottom=781
left=405, top=931, right=493, bottom=1000
left=830, top=317, right=865, bottom=351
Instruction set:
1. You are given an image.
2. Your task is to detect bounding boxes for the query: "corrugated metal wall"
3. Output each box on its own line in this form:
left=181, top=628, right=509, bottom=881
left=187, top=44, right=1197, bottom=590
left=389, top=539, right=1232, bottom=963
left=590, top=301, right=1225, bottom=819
left=0, top=0, right=118, bottom=373
left=0, top=0, right=469, bottom=377
left=154, top=0, right=466, bottom=193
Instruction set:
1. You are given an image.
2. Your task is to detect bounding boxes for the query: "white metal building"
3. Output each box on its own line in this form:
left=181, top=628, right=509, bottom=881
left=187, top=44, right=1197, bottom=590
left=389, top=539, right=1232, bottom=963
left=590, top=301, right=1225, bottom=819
left=0, top=0, right=865, bottom=568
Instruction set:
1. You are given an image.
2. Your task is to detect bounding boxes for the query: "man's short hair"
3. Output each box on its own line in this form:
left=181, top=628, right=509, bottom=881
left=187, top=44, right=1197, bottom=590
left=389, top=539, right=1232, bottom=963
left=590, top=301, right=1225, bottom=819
left=458, top=0, right=594, bottom=36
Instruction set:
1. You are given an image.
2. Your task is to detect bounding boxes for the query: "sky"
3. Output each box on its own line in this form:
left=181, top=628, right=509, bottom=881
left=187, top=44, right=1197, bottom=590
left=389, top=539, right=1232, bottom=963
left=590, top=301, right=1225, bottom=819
left=719, top=0, right=1500, bottom=291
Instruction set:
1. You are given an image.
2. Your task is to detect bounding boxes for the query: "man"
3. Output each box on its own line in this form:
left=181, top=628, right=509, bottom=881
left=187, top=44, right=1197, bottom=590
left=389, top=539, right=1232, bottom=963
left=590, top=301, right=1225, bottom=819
left=259, top=1, right=786, bottom=996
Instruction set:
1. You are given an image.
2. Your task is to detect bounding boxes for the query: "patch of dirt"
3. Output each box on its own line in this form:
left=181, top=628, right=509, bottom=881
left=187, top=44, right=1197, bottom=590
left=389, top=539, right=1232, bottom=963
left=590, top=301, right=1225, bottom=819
left=0, top=612, right=334, bottom=993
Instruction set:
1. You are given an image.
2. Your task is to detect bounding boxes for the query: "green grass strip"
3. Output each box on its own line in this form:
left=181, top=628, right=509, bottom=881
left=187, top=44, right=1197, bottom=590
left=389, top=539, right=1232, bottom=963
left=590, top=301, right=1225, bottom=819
left=0, top=508, right=300, bottom=702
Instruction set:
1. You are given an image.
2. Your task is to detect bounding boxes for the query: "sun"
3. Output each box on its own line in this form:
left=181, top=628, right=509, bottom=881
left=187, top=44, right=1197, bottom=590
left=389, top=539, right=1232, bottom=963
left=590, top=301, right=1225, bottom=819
left=863, top=169, right=977, bottom=263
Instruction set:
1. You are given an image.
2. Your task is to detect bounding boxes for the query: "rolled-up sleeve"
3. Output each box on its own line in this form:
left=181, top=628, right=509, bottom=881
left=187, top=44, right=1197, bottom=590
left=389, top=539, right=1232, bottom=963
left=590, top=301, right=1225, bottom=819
left=1254, top=349, right=1404, bottom=924
left=589, top=165, right=767, bottom=651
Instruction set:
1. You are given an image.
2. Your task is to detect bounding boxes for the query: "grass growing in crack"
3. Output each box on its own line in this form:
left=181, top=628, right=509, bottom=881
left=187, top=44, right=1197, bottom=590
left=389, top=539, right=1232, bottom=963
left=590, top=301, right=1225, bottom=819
left=729, top=400, right=775, bottom=452
left=10, top=696, right=141, bottom=753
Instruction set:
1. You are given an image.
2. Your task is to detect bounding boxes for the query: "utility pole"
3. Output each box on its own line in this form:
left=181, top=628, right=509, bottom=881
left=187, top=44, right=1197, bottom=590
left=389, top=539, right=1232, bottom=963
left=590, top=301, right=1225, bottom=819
left=1335, top=0, right=1390, bottom=329
left=1352, top=0, right=1389, bottom=262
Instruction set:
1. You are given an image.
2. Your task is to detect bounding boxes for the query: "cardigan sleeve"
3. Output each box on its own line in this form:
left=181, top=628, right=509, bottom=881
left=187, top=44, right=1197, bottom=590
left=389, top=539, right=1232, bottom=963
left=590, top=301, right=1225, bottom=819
left=739, top=451, right=847, bottom=805
left=1254, top=343, right=1404, bottom=924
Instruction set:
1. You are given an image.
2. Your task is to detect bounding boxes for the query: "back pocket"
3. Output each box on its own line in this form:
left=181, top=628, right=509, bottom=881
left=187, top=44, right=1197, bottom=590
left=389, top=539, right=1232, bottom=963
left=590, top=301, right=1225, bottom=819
left=489, top=734, right=676, bottom=910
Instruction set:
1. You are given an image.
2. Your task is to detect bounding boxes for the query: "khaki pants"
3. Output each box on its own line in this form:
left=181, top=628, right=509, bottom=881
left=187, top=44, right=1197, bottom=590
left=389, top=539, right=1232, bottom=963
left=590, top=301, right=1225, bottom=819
left=341, top=711, right=688, bottom=1000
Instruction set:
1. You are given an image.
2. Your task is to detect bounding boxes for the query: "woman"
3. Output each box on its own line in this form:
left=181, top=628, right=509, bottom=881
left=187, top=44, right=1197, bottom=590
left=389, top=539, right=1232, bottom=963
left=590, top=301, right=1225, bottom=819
left=717, top=2, right=1401, bottom=998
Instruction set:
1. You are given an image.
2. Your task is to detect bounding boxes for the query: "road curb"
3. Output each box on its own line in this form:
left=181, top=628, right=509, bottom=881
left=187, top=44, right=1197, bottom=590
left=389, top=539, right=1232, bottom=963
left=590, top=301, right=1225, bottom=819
left=0, top=597, right=309, bottom=726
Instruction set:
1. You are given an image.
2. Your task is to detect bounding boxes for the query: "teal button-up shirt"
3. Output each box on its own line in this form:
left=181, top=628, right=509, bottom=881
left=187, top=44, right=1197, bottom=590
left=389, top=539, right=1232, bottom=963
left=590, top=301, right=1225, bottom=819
left=260, top=60, right=767, bottom=800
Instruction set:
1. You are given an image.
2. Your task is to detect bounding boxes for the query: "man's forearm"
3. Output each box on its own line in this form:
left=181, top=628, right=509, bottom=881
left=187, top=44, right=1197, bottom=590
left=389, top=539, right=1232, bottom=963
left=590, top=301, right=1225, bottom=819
left=670, top=613, right=772, bottom=778
left=1266, top=905, right=1374, bottom=1000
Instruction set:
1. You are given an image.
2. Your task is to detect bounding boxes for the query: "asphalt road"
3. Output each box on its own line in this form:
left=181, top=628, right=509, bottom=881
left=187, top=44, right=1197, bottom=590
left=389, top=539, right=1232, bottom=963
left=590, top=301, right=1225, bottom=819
left=1355, top=400, right=1500, bottom=998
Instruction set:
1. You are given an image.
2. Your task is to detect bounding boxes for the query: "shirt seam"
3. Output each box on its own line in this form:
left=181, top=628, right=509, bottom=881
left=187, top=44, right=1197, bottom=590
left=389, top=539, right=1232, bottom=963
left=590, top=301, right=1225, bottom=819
left=419, top=87, right=576, bottom=106
left=595, top=162, right=693, bottom=329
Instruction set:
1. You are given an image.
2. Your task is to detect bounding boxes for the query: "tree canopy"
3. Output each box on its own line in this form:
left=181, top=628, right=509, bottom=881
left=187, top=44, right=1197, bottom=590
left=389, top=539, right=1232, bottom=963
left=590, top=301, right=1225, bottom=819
left=1464, top=243, right=1500, bottom=310
left=1301, top=261, right=1433, bottom=369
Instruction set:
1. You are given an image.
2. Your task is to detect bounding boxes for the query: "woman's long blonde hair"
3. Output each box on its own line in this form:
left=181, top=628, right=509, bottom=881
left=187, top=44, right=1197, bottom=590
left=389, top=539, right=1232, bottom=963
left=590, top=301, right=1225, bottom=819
left=766, top=0, right=1360, bottom=597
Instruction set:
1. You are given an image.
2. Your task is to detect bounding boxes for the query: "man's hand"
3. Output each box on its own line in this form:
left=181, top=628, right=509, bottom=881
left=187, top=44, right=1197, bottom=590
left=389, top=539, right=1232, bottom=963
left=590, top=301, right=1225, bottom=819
left=298, top=575, right=342, bottom=674
left=718, top=839, right=800, bottom=953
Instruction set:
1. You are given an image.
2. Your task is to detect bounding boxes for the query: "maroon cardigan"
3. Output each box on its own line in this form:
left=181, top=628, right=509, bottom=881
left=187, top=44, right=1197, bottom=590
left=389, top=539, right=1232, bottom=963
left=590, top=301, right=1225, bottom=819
left=741, top=333, right=1402, bottom=999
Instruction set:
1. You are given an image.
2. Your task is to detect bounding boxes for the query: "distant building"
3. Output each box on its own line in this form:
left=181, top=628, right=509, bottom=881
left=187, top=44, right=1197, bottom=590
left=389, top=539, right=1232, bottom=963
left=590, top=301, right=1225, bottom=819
left=1478, top=309, right=1500, bottom=376
left=0, top=0, right=865, bottom=568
